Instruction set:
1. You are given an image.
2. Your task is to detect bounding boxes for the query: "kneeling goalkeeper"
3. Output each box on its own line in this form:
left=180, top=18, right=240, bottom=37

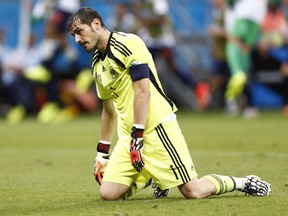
left=67, top=7, right=271, bottom=200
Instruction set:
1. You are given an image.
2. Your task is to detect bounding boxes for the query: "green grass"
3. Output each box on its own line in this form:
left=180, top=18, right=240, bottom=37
left=0, top=110, right=288, bottom=216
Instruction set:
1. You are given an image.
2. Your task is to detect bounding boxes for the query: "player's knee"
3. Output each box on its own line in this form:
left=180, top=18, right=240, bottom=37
left=179, top=180, right=212, bottom=199
left=181, top=187, right=205, bottom=199
left=99, top=183, right=128, bottom=201
left=100, top=187, right=121, bottom=201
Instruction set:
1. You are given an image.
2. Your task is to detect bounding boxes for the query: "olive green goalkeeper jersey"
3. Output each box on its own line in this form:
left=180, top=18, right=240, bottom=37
left=92, top=32, right=177, bottom=133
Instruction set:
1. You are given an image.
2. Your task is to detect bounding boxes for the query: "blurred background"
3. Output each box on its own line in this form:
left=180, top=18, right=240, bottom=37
left=0, top=0, right=287, bottom=125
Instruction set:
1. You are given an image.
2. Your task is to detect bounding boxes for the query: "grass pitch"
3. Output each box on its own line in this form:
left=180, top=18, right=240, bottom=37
left=0, top=110, right=287, bottom=216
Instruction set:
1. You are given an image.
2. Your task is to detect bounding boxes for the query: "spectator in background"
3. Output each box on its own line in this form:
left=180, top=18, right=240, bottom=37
left=281, top=0, right=288, bottom=115
left=280, top=63, right=288, bottom=115
left=133, top=0, right=209, bottom=110
left=282, top=0, right=288, bottom=18
left=106, top=2, right=138, bottom=33
left=0, top=28, right=8, bottom=116
left=0, top=31, right=39, bottom=124
left=261, top=0, right=288, bottom=46
left=258, top=0, right=288, bottom=115
left=27, top=0, right=98, bottom=124
left=224, top=0, right=267, bottom=116
left=207, top=0, right=230, bottom=108
left=29, top=0, right=81, bottom=123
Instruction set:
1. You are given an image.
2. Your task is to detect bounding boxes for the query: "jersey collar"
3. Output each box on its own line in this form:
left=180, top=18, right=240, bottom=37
left=99, top=32, right=113, bottom=61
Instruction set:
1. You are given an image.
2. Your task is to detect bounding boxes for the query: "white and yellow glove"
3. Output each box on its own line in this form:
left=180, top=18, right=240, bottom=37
left=93, top=141, right=111, bottom=185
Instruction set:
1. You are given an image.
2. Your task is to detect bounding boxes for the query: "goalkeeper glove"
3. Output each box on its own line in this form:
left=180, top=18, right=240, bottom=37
left=130, top=125, right=145, bottom=172
left=93, top=141, right=111, bottom=185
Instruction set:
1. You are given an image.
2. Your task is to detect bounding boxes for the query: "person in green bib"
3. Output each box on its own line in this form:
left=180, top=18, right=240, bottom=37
left=224, top=0, right=268, bottom=115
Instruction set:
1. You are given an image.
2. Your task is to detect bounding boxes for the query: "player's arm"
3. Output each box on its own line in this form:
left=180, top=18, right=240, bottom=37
left=93, top=98, right=117, bottom=184
left=129, top=63, right=150, bottom=172
left=133, top=78, right=150, bottom=126
left=100, top=98, right=117, bottom=142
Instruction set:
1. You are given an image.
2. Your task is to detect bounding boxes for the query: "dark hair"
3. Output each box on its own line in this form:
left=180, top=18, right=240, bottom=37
left=66, top=7, right=105, bottom=32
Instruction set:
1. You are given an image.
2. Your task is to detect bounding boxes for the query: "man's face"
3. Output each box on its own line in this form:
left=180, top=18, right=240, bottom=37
left=70, top=19, right=99, bottom=52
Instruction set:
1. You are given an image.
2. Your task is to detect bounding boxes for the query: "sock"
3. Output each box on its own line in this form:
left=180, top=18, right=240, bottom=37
left=231, top=177, right=245, bottom=191
left=124, top=172, right=152, bottom=199
left=124, top=179, right=152, bottom=199
left=225, top=73, right=247, bottom=100
left=204, top=174, right=236, bottom=195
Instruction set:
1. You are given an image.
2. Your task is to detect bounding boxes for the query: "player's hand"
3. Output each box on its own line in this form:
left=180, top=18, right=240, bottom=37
left=130, top=126, right=145, bottom=172
left=93, top=152, right=109, bottom=185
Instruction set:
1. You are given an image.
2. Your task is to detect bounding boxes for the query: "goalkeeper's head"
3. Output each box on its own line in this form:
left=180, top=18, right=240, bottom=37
left=66, top=7, right=106, bottom=33
left=66, top=7, right=109, bottom=53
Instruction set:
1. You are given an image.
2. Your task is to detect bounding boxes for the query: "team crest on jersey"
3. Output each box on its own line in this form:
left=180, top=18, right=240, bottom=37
left=110, top=69, right=119, bottom=79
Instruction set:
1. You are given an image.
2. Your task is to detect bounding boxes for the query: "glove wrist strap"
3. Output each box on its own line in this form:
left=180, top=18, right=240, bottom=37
left=97, top=140, right=111, bottom=154
left=131, top=125, right=144, bottom=139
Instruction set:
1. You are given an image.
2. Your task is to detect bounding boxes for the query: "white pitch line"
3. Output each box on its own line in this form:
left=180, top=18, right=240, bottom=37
left=191, top=151, right=288, bottom=158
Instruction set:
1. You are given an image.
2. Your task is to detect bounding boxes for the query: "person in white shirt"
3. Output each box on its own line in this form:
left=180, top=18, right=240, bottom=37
left=224, top=0, right=267, bottom=115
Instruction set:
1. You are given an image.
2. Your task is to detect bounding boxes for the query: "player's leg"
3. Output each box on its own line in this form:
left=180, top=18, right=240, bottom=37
left=179, top=174, right=271, bottom=198
left=226, top=19, right=259, bottom=75
left=100, top=182, right=130, bottom=201
left=225, top=39, right=249, bottom=106
left=179, top=174, right=237, bottom=198
left=101, top=174, right=165, bottom=200
left=100, top=177, right=153, bottom=200
left=178, top=177, right=215, bottom=198
left=100, top=137, right=152, bottom=200
left=124, top=173, right=154, bottom=199
left=142, top=119, right=198, bottom=191
left=225, top=19, right=260, bottom=114
left=144, top=118, right=271, bottom=199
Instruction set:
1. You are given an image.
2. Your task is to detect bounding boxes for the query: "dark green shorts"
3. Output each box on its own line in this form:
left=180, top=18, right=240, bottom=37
left=231, top=19, right=260, bottom=47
